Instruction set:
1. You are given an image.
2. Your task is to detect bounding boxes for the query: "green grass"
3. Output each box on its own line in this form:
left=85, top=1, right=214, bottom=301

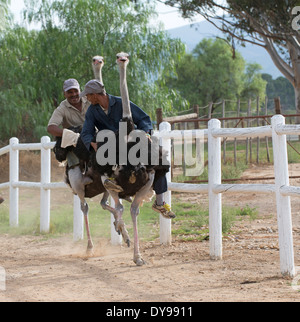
left=173, top=138, right=300, bottom=186
left=173, top=160, right=247, bottom=183
left=0, top=197, right=258, bottom=242
left=0, top=199, right=159, bottom=241
left=173, top=139, right=300, bottom=183
left=234, top=204, right=258, bottom=220
left=222, top=139, right=300, bottom=164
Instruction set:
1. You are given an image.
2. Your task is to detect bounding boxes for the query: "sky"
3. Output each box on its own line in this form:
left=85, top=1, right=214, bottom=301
left=9, top=0, right=204, bottom=30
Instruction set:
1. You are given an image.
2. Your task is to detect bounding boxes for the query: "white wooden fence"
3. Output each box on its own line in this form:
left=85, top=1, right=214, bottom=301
left=0, top=115, right=299, bottom=277
left=157, top=115, right=299, bottom=278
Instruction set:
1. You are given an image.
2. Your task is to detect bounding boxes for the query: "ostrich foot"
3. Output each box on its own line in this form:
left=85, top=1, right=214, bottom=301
left=134, top=255, right=146, bottom=266
left=114, top=219, right=131, bottom=247
left=86, top=240, right=94, bottom=256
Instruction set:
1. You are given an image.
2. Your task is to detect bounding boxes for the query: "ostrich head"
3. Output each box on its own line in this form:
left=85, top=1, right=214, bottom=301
left=92, top=55, right=104, bottom=83
left=116, top=52, right=129, bottom=65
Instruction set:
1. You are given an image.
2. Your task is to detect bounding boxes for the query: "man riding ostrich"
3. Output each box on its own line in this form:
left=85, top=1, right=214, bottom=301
left=79, top=52, right=175, bottom=265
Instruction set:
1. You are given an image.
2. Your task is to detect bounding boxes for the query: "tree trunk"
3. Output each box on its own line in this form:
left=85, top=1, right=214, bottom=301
left=289, top=44, right=300, bottom=124
left=263, top=41, right=300, bottom=123
left=295, top=86, right=300, bottom=124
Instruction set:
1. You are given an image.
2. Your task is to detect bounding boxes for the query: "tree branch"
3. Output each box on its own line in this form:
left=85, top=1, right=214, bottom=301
left=263, top=36, right=294, bottom=84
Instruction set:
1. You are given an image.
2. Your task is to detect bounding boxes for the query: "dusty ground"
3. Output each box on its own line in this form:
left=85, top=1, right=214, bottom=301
left=0, top=152, right=300, bottom=302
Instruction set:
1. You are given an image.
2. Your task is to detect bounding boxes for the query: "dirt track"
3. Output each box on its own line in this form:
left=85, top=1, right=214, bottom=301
left=0, top=229, right=299, bottom=302
left=0, top=156, right=300, bottom=302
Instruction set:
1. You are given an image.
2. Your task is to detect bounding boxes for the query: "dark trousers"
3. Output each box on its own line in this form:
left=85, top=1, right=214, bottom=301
left=153, top=174, right=168, bottom=195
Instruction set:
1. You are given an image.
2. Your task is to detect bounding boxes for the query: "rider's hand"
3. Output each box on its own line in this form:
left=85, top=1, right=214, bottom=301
left=91, top=142, right=97, bottom=152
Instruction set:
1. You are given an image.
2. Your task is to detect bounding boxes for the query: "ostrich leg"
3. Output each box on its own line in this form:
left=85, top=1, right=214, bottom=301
left=101, top=177, right=130, bottom=247
left=130, top=171, right=155, bottom=266
left=100, top=191, right=110, bottom=210
left=68, top=167, right=94, bottom=254
left=82, top=203, right=94, bottom=253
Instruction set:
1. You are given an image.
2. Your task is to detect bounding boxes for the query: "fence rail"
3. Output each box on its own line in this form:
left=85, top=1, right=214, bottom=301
left=157, top=96, right=300, bottom=166
left=0, top=115, right=299, bottom=277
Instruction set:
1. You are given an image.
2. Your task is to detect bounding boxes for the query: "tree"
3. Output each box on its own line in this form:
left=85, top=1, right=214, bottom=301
left=0, top=0, right=187, bottom=142
left=0, top=0, right=11, bottom=31
left=166, top=38, right=266, bottom=113
left=161, top=0, right=300, bottom=120
left=262, top=74, right=295, bottom=111
left=241, top=63, right=267, bottom=101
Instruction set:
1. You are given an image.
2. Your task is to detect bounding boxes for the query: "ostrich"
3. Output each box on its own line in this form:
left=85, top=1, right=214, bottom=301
left=55, top=54, right=128, bottom=254
left=95, top=52, right=167, bottom=266
left=64, top=56, right=104, bottom=252
left=55, top=56, right=106, bottom=254
left=67, top=55, right=112, bottom=253
left=90, top=54, right=132, bottom=245
left=92, top=55, right=104, bottom=83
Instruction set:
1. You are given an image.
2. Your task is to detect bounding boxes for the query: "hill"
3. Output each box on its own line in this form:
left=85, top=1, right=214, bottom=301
left=167, top=20, right=283, bottom=79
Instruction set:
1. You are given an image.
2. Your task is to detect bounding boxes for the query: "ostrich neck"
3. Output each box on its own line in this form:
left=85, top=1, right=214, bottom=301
left=93, top=66, right=103, bottom=84
left=119, top=65, right=132, bottom=119
left=98, top=67, right=103, bottom=84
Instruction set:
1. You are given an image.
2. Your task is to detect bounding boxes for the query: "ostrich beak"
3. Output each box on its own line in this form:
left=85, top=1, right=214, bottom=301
left=93, top=59, right=103, bottom=65
left=117, top=56, right=129, bottom=63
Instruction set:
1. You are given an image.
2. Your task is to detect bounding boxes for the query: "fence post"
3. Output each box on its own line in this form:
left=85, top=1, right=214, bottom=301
left=40, top=136, right=51, bottom=233
left=160, top=121, right=172, bottom=245
left=222, top=99, right=226, bottom=164
left=208, top=119, right=222, bottom=260
left=156, top=108, right=163, bottom=129
left=193, top=104, right=199, bottom=128
left=271, top=115, right=295, bottom=277
left=274, top=97, right=282, bottom=114
left=9, top=137, right=19, bottom=227
left=73, top=195, right=84, bottom=241
left=208, top=102, right=213, bottom=119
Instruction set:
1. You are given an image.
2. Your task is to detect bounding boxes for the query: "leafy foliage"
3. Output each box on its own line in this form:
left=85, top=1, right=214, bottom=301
left=162, top=0, right=300, bottom=114
left=0, top=0, right=11, bottom=31
left=0, top=0, right=187, bottom=143
left=262, top=74, right=295, bottom=111
left=166, top=38, right=266, bottom=112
